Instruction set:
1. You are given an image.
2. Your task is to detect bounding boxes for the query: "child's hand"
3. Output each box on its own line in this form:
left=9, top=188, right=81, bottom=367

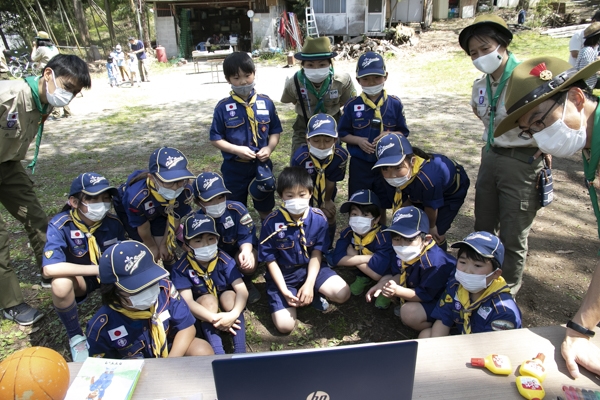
left=282, top=289, right=300, bottom=307
left=346, top=244, right=358, bottom=256
left=238, top=248, right=255, bottom=272
left=321, top=200, right=336, bottom=220
left=158, top=242, right=173, bottom=263
left=357, top=137, right=376, bottom=154
left=365, top=284, right=383, bottom=303
left=212, top=312, right=241, bottom=335
left=255, top=146, right=272, bottom=162
left=382, top=280, right=398, bottom=298
left=147, top=245, right=161, bottom=262
left=235, top=146, right=257, bottom=160
left=296, top=284, right=314, bottom=307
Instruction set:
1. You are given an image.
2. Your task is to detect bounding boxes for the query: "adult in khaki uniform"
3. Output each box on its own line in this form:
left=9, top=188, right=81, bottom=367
left=30, top=31, right=60, bottom=68
left=0, top=54, right=90, bottom=325
left=281, top=37, right=356, bottom=157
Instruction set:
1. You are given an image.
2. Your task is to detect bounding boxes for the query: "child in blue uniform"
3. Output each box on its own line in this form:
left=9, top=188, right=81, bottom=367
left=331, top=189, right=394, bottom=309
left=373, top=133, right=470, bottom=250
left=43, top=172, right=126, bottom=362
left=171, top=212, right=248, bottom=354
left=420, top=231, right=522, bottom=338
left=259, top=167, right=350, bottom=334
left=86, top=240, right=213, bottom=358
left=291, top=113, right=348, bottom=245
left=115, top=147, right=195, bottom=265
left=366, top=206, right=456, bottom=333
left=338, top=52, right=410, bottom=223
left=210, top=52, right=283, bottom=221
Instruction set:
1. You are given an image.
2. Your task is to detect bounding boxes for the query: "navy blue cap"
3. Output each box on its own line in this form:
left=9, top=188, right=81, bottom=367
left=194, top=172, right=231, bottom=202
left=451, top=231, right=505, bottom=266
left=384, top=206, right=429, bottom=238
left=356, top=52, right=386, bottom=78
left=306, top=113, right=338, bottom=138
left=373, top=133, right=413, bottom=169
left=184, top=212, right=219, bottom=240
left=99, top=241, right=169, bottom=293
left=149, top=147, right=195, bottom=183
left=249, top=163, right=275, bottom=201
left=340, top=189, right=381, bottom=213
left=69, top=172, right=118, bottom=197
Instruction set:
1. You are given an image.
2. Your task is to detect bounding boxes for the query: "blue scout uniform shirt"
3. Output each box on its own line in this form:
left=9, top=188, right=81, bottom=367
left=258, top=207, right=329, bottom=272
left=87, top=279, right=195, bottom=359
left=171, top=250, right=243, bottom=299
left=331, top=225, right=394, bottom=276
left=291, top=144, right=349, bottom=199
left=207, top=200, right=257, bottom=256
left=389, top=244, right=456, bottom=303
left=431, top=278, right=522, bottom=333
left=43, top=211, right=126, bottom=267
left=338, top=94, right=409, bottom=163
left=209, top=91, right=283, bottom=162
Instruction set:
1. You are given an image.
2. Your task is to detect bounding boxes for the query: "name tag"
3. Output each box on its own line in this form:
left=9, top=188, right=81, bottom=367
left=158, top=310, right=171, bottom=322
left=477, top=306, right=492, bottom=319
left=223, top=216, right=234, bottom=229
left=256, top=110, right=269, bottom=116
left=256, top=100, right=266, bottom=109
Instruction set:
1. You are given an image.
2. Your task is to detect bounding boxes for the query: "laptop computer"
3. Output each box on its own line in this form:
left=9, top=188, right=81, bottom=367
left=212, top=340, right=418, bottom=400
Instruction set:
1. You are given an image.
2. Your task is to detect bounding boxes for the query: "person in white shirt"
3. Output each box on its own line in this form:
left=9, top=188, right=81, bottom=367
left=569, top=11, right=600, bottom=66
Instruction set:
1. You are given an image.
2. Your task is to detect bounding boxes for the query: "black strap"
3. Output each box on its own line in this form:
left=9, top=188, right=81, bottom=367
left=567, top=320, right=596, bottom=338
left=293, top=72, right=309, bottom=125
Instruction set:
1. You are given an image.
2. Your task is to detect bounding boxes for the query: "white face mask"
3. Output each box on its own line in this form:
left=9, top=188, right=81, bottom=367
left=284, top=198, right=310, bottom=215
left=128, top=283, right=160, bottom=310
left=534, top=99, right=587, bottom=158
left=157, top=184, right=184, bottom=200
left=81, top=201, right=111, bottom=222
left=309, top=144, right=334, bottom=160
left=204, top=201, right=227, bottom=218
left=231, top=82, right=255, bottom=99
left=303, top=67, right=330, bottom=83
left=349, top=216, right=373, bottom=235
left=472, top=45, right=503, bottom=75
left=361, top=83, right=385, bottom=96
left=385, top=169, right=411, bottom=188
left=194, top=243, right=219, bottom=262
left=46, top=69, right=74, bottom=107
left=393, top=244, right=422, bottom=262
left=455, top=269, right=496, bottom=293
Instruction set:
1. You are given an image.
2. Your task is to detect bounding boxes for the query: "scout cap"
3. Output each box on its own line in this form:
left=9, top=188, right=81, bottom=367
left=99, top=241, right=168, bottom=293
left=294, top=37, right=337, bottom=61
left=584, top=22, right=600, bottom=39
left=184, top=212, right=220, bottom=240
left=306, top=113, right=338, bottom=138
left=69, top=172, right=118, bottom=197
left=384, top=206, right=429, bottom=238
left=451, top=231, right=505, bottom=266
left=373, top=133, right=413, bottom=169
left=458, top=14, right=512, bottom=53
left=356, top=52, right=386, bottom=78
left=194, top=172, right=231, bottom=202
left=494, top=56, right=600, bottom=137
left=340, top=189, right=381, bottom=213
left=149, top=147, right=195, bottom=183
left=35, top=31, right=51, bottom=40
left=249, top=163, right=276, bottom=201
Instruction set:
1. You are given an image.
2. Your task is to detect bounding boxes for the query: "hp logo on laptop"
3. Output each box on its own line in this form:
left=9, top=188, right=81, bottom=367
left=307, top=391, right=330, bottom=400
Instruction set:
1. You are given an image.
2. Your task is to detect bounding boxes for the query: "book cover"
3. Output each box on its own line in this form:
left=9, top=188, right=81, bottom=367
left=65, top=357, right=144, bottom=400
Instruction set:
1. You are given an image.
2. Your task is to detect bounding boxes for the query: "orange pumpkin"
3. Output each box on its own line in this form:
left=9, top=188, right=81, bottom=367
left=0, top=347, right=70, bottom=400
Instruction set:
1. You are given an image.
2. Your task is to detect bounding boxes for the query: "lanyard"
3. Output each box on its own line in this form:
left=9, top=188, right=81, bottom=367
left=582, top=101, right=600, bottom=248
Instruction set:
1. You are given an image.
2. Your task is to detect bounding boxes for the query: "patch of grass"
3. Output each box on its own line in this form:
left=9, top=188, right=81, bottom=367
left=92, top=106, right=162, bottom=125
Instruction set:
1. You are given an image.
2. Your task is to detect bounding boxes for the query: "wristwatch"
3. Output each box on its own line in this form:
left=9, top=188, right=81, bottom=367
left=566, top=320, right=596, bottom=338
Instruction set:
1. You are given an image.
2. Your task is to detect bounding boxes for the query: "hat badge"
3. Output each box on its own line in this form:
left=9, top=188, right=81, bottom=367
left=393, top=212, right=412, bottom=223
left=377, top=142, right=395, bottom=158
left=529, top=62, right=553, bottom=81
left=466, top=232, right=492, bottom=241
left=361, top=57, right=379, bottom=68
left=203, top=177, right=219, bottom=190
left=165, top=155, right=184, bottom=169
left=88, top=176, right=106, bottom=185
left=124, top=251, right=146, bottom=274
left=192, top=218, right=210, bottom=230
left=312, top=119, right=331, bottom=130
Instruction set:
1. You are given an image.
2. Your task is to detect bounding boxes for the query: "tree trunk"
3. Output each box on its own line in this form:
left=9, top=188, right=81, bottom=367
left=0, top=26, right=9, bottom=50
left=104, top=0, right=116, bottom=47
left=139, top=0, right=151, bottom=49
left=73, top=0, right=91, bottom=47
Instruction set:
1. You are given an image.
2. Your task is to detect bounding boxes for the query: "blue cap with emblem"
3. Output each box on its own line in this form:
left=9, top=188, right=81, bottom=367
left=373, top=133, right=413, bottom=169
left=306, top=113, right=338, bottom=138
left=384, top=206, right=429, bottom=238
left=194, top=172, right=231, bottom=202
left=69, top=172, right=118, bottom=197
left=249, top=163, right=276, bottom=201
left=99, top=240, right=169, bottom=293
left=340, top=189, right=381, bottom=213
left=149, top=147, right=195, bottom=183
left=451, top=231, right=505, bottom=266
left=356, top=52, right=386, bottom=78
left=184, top=211, right=220, bottom=239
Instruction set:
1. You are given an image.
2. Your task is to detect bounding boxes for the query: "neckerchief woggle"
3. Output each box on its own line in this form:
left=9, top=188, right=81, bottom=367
left=24, top=76, right=50, bottom=174
left=485, top=53, right=520, bottom=150
left=582, top=101, right=600, bottom=252
left=109, top=302, right=168, bottom=358
left=456, top=276, right=510, bottom=334
left=353, top=225, right=381, bottom=256
left=300, top=67, right=333, bottom=115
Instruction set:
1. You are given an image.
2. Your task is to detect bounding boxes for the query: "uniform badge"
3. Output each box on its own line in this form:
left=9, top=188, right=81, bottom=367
left=275, top=222, right=287, bottom=231
left=229, top=111, right=236, bottom=117
left=240, top=214, right=253, bottom=226
left=444, top=294, right=452, bottom=303
left=454, top=301, right=462, bottom=311
left=491, top=320, right=515, bottom=331
left=189, top=270, right=201, bottom=285
left=108, top=325, right=129, bottom=341
left=477, top=306, right=492, bottom=319
left=478, top=96, right=485, bottom=105
left=6, top=120, right=16, bottom=128
left=74, top=239, right=83, bottom=245
left=439, top=298, right=444, bottom=307
left=226, top=103, right=237, bottom=111
left=478, top=88, right=485, bottom=96
left=256, top=110, right=269, bottom=116
left=256, top=100, right=266, bottom=109
left=356, top=112, right=362, bottom=118
left=44, top=250, right=53, bottom=259
left=223, top=216, right=234, bottom=229
left=6, top=112, right=17, bottom=128
left=278, top=231, right=286, bottom=238
left=144, top=201, right=155, bottom=210
left=261, top=125, right=267, bottom=132
left=305, top=161, right=314, bottom=169
left=147, top=208, right=155, bottom=215
left=116, top=338, right=128, bottom=347
left=329, top=89, right=338, bottom=99
left=300, top=88, right=308, bottom=98
left=354, top=104, right=365, bottom=112
left=71, top=230, right=84, bottom=239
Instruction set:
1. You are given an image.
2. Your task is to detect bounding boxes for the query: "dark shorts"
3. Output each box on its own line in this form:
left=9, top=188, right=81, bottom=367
left=421, top=300, right=438, bottom=323
left=434, top=166, right=470, bottom=235
left=348, top=157, right=393, bottom=209
left=221, top=159, right=275, bottom=212
left=75, top=275, right=102, bottom=304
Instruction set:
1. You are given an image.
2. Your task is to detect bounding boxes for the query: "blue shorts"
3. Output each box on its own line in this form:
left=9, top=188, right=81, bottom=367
left=75, top=275, right=102, bottom=304
left=348, top=157, right=393, bottom=209
left=221, top=159, right=275, bottom=212
left=421, top=300, right=438, bottom=323
left=265, top=264, right=338, bottom=313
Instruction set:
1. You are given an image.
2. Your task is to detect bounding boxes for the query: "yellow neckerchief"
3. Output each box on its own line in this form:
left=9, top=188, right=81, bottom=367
left=309, top=147, right=334, bottom=206
left=360, top=90, right=387, bottom=134
left=109, top=302, right=168, bottom=358
left=352, top=225, right=381, bottom=255
left=186, top=252, right=218, bottom=298
left=70, top=209, right=102, bottom=265
left=280, top=207, right=309, bottom=258
left=397, top=240, right=436, bottom=305
left=392, top=156, right=427, bottom=213
left=457, top=276, right=510, bottom=335
left=147, top=177, right=177, bottom=256
left=230, top=91, right=260, bottom=147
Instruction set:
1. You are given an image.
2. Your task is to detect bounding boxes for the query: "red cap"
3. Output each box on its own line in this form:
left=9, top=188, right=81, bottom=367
left=471, top=358, right=485, bottom=367
left=535, top=353, right=545, bottom=363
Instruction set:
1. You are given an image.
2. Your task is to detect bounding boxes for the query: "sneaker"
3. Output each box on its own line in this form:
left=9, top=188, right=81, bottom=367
left=394, top=305, right=401, bottom=317
left=246, top=281, right=261, bottom=304
left=41, top=276, right=52, bottom=289
left=311, top=295, right=329, bottom=312
left=350, top=276, right=372, bottom=296
left=3, top=303, right=44, bottom=326
left=375, top=295, right=392, bottom=310
left=69, top=334, right=89, bottom=362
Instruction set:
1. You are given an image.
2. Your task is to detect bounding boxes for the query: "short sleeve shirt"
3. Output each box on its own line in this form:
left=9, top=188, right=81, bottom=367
left=209, top=201, right=257, bottom=256
left=331, top=225, right=394, bottom=276
left=291, top=144, right=348, bottom=184
left=401, top=155, right=459, bottom=210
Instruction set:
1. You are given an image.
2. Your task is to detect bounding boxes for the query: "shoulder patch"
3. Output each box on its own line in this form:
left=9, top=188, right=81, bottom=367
left=240, top=213, right=253, bottom=226
left=490, top=319, right=515, bottom=331
left=44, top=250, right=54, bottom=259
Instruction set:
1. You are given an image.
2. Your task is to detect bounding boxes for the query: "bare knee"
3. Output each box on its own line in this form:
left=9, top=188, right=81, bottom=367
left=272, top=309, right=296, bottom=334
left=186, top=338, right=215, bottom=356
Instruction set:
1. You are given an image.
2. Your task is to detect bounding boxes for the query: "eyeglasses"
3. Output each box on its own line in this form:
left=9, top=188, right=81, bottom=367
left=518, top=99, right=562, bottom=140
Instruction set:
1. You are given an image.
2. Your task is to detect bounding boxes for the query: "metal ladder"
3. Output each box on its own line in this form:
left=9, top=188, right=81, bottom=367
left=305, top=7, right=319, bottom=38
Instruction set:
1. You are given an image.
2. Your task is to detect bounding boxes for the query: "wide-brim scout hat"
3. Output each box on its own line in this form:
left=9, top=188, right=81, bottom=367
left=306, top=113, right=338, bottom=138
left=356, top=52, right=386, bottom=78
left=35, top=31, right=50, bottom=40
left=458, top=14, right=512, bottom=53
left=69, top=172, right=118, bottom=197
left=373, top=133, right=413, bottom=169
left=451, top=231, right=505, bottom=266
left=99, top=241, right=169, bottom=293
left=149, top=147, right=195, bottom=183
left=584, top=22, right=600, bottom=39
left=194, top=172, right=231, bottom=202
left=384, top=206, right=429, bottom=238
left=340, top=189, right=381, bottom=213
left=294, top=37, right=337, bottom=61
left=184, top=212, right=219, bottom=240
left=249, top=163, right=276, bottom=201
left=494, top=57, right=600, bottom=137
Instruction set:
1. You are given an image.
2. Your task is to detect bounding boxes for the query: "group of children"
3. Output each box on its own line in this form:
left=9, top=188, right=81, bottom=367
left=106, top=44, right=141, bottom=87
left=41, top=40, right=522, bottom=363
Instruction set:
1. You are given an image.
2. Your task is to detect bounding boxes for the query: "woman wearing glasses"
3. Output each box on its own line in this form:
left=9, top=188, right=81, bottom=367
left=459, top=15, right=547, bottom=295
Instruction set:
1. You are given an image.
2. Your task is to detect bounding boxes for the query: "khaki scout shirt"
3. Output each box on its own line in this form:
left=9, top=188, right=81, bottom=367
left=31, top=46, right=60, bottom=68
left=0, top=80, right=47, bottom=163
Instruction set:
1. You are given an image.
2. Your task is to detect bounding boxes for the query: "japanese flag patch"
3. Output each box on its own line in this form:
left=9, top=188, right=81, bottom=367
left=226, top=103, right=237, bottom=111
left=108, top=325, right=129, bottom=341
left=144, top=201, right=155, bottom=210
left=6, top=112, right=18, bottom=121
left=71, top=230, right=84, bottom=239
left=478, top=88, right=486, bottom=96
left=275, top=222, right=287, bottom=231
left=354, top=104, right=365, bottom=112
left=305, top=161, right=314, bottom=168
